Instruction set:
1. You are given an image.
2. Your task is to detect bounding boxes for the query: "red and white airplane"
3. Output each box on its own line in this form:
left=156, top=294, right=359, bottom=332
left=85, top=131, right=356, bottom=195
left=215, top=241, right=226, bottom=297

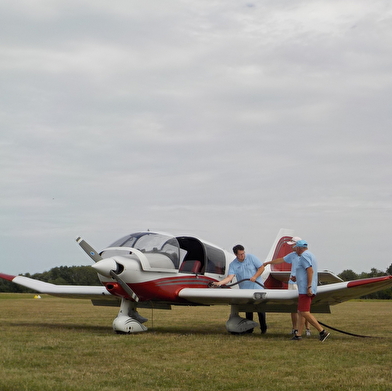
left=1, top=229, right=391, bottom=334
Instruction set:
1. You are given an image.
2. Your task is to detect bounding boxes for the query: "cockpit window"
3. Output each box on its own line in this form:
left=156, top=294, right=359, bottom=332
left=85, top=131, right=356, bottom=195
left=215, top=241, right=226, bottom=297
left=109, top=234, right=140, bottom=248
left=108, top=232, right=181, bottom=269
left=205, top=244, right=226, bottom=275
left=134, top=233, right=171, bottom=252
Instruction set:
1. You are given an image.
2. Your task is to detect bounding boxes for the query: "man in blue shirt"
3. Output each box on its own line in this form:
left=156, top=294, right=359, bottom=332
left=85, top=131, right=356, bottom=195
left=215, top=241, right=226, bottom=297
left=214, top=244, right=267, bottom=333
left=264, top=237, right=310, bottom=335
left=291, top=240, right=330, bottom=342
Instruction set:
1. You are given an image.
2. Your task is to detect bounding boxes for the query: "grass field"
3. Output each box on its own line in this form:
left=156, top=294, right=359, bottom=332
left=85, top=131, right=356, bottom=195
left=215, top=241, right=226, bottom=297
left=0, top=294, right=391, bottom=391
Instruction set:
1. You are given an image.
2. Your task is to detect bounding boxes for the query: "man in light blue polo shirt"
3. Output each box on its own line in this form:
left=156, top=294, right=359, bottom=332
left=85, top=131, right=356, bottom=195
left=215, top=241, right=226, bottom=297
left=264, top=237, right=310, bottom=336
left=214, top=244, right=267, bottom=333
left=292, top=240, right=330, bottom=342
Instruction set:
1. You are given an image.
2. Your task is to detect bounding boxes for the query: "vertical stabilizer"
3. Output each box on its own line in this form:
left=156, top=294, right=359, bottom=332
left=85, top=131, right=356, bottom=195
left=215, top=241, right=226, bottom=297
left=264, top=228, right=294, bottom=265
left=263, top=228, right=295, bottom=289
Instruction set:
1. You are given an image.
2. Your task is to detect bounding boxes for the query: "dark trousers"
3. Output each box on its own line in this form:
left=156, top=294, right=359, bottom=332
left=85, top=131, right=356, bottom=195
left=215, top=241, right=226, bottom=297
left=246, top=312, right=267, bottom=333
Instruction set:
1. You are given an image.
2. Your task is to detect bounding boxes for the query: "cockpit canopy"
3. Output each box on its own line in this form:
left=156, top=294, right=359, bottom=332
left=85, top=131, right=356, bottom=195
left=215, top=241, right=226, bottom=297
left=108, top=232, right=181, bottom=268
left=103, top=231, right=226, bottom=275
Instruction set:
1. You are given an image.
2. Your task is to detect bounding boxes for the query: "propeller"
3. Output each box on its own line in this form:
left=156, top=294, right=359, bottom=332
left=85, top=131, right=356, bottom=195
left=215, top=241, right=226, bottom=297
left=76, top=237, right=103, bottom=262
left=77, top=237, right=139, bottom=302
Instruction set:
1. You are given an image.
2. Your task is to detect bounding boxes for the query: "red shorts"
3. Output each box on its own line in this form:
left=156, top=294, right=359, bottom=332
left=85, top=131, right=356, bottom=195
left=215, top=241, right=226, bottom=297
left=298, top=294, right=314, bottom=312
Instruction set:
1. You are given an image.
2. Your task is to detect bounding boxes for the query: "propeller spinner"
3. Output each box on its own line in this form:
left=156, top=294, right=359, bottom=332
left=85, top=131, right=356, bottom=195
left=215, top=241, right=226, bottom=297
left=76, top=237, right=139, bottom=302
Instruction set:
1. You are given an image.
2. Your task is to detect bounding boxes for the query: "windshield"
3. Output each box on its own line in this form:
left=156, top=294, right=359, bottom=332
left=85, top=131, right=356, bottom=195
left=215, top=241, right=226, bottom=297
left=108, top=232, right=181, bottom=268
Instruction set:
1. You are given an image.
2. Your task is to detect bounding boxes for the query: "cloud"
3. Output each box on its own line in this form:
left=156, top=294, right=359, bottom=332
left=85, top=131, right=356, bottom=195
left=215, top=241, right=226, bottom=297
left=1, top=1, right=391, bottom=275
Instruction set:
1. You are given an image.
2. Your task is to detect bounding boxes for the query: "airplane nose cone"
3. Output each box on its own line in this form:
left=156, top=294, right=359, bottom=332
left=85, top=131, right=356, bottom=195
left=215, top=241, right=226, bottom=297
left=92, top=258, right=118, bottom=278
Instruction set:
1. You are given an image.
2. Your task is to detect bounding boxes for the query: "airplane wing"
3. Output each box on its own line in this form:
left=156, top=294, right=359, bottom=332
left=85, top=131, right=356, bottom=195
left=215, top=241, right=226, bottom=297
left=0, top=273, right=116, bottom=301
left=178, top=275, right=392, bottom=313
left=2, top=272, right=391, bottom=313
left=270, top=269, right=343, bottom=284
left=313, top=276, right=392, bottom=306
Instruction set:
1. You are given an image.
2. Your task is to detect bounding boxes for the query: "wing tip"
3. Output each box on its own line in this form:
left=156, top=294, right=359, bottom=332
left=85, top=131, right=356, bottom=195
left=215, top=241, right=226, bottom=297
left=0, top=273, right=17, bottom=282
left=348, top=275, right=392, bottom=288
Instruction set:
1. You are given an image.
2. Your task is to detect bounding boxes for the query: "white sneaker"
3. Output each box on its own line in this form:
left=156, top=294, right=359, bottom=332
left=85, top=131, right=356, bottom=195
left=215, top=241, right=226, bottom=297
left=306, top=328, right=311, bottom=337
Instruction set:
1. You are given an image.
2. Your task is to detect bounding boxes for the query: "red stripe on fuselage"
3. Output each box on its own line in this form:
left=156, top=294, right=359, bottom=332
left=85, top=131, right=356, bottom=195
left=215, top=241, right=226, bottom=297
left=107, top=275, right=216, bottom=302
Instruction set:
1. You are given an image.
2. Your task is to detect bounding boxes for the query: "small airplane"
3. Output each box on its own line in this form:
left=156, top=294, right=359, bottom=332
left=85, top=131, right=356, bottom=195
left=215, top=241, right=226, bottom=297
left=1, top=229, right=391, bottom=334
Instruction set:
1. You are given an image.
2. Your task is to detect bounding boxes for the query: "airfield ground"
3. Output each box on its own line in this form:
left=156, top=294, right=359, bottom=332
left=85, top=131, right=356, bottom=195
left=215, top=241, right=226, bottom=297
left=0, top=294, right=391, bottom=391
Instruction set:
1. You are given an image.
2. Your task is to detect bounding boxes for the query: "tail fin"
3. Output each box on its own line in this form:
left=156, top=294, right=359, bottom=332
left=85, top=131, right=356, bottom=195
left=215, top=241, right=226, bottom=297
left=265, top=228, right=295, bottom=271
left=263, top=228, right=295, bottom=289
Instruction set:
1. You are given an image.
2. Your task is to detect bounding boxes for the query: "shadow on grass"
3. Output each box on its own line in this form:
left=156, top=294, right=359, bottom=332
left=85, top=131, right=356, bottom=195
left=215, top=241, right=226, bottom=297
left=6, top=319, right=225, bottom=336
left=8, top=321, right=111, bottom=333
left=146, top=325, right=288, bottom=338
left=7, top=320, right=231, bottom=336
left=8, top=321, right=384, bottom=340
left=8, top=320, right=283, bottom=337
left=146, top=323, right=389, bottom=340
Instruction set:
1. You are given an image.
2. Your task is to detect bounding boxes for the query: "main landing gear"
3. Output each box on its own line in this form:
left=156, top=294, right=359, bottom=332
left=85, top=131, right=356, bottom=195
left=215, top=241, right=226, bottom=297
left=225, top=305, right=258, bottom=334
left=113, top=298, right=148, bottom=334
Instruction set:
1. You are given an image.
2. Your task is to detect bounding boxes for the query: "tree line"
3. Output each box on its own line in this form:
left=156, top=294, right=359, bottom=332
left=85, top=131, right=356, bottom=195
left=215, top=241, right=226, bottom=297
left=1, top=263, right=391, bottom=298
left=337, top=263, right=392, bottom=299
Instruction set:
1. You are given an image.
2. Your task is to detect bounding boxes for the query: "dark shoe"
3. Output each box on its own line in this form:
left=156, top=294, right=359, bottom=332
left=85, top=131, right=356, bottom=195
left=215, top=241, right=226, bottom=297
left=319, top=330, right=330, bottom=342
left=261, top=324, right=267, bottom=334
left=291, top=335, right=302, bottom=341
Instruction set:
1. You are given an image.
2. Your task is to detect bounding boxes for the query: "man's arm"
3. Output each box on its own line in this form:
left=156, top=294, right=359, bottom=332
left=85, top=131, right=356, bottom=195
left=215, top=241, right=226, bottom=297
left=250, top=265, right=265, bottom=282
left=263, top=257, right=285, bottom=266
left=306, top=266, right=313, bottom=296
left=213, top=274, right=235, bottom=287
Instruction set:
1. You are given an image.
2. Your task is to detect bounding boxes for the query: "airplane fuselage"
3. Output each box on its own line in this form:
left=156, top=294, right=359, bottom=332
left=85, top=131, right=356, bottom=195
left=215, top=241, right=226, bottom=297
left=92, top=231, right=234, bottom=303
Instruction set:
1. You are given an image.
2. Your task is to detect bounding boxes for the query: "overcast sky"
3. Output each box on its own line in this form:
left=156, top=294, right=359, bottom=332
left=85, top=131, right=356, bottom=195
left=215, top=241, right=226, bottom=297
left=1, top=1, right=391, bottom=276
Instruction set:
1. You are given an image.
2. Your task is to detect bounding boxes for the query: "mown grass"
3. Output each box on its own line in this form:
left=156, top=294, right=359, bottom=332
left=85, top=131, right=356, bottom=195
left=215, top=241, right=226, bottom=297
left=0, top=294, right=391, bottom=391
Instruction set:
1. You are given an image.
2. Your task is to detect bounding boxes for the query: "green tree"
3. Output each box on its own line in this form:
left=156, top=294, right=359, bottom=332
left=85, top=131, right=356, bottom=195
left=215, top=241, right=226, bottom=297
left=358, top=268, right=385, bottom=279
left=28, top=265, right=101, bottom=286
left=0, top=278, right=24, bottom=293
left=359, top=267, right=392, bottom=299
left=338, top=269, right=358, bottom=281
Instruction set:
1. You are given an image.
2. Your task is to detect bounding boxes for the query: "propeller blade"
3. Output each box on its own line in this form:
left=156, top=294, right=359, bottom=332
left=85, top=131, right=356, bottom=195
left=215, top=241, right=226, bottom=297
left=76, top=237, right=103, bottom=263
left=76, top=237, right=139, bottom=302
left=109, top=270, right=139, bottom=302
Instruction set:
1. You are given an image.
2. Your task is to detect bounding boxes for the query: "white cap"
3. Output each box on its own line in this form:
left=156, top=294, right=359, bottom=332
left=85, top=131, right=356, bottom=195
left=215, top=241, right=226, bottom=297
left=286, top=236, right=302, bottom=245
